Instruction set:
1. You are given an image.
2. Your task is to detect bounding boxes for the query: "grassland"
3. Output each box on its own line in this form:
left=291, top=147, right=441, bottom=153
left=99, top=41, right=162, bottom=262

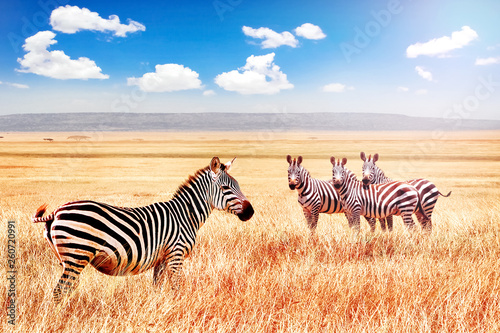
left=1, top=131, right=500, bottom=332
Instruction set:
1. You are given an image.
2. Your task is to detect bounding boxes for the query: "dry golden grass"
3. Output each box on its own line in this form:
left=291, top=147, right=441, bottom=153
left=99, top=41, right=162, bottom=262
left=1, top=131, right=500, bottom=332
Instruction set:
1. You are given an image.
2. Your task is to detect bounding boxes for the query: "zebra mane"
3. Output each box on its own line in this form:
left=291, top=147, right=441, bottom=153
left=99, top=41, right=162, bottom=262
left=300, top=166, right=311, bottom=179
left=374, top=164, right=392, bottom=182
left=172, top=166, right=210, bottom=200
left=344, top=167, right=360, bottom=183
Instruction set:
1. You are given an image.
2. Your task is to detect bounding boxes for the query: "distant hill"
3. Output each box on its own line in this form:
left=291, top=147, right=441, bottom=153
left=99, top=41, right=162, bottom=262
left=0, top=112, right=499, bottom=131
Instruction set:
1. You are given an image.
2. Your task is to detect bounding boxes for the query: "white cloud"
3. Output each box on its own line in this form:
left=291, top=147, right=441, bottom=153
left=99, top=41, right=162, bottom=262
left=9, top=83, right=30, bottom=89
left=475, top=57, right=500, bottom=66
left=415, top=66, right=433, bottom=81
left=215, top=53, right=293, bottom=95
left=0, top=81, right=29, bottom=89
left=242, top=26, right=298, bottom=49
left=127, top=64, right=202, bottom=92
left=415, top=89, right=428, bottom=95
left=17, top=31, right=109, bottom=80
left=203, top=90, right=216, bottom=96
left=406, top=26, right=478, bottom=58
left=294, top=23, right=326, bottom=40
left=397, top=86, right=409, bottom=92
left=50, top=5, right=145, bottom=37
left=322, top=83, right=354, bottom=93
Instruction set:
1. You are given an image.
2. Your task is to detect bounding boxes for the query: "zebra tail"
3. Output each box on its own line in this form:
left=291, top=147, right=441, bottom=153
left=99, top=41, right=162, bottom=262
left=438, top=191, right=452, bottom=197
left=32, top=203, right=54, bottom=223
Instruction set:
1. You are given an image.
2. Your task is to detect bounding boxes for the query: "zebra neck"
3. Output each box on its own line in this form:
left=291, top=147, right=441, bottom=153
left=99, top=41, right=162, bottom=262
left=375, top=167, right=392, bottom=183
left=296, top=170, right=312, bottom=194
left=338, top=170, right=361, bottom=197
left=171, top=168, right=212, bottom=230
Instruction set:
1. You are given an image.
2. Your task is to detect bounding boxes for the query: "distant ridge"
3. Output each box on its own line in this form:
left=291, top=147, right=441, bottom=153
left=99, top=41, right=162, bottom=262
left=1, top=112, right=499, bottom=132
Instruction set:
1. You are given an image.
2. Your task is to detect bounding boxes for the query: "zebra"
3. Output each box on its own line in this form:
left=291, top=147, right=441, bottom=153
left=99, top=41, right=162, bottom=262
left=360, top=152, right=451, bottom=232
left=287, top=155, right=374, bottom=231
left=32, top=157, right=254, bottom=304
left=330, top=156, right=429, bottom=231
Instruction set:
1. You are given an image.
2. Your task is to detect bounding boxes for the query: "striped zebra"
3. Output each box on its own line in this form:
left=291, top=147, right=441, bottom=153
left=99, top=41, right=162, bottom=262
left=287, top=155, right=374, bottom=231
left=330, top=156, right=429, bottom=230
left=32, top=157, right=254, bottom=304
left=360, top=152, right=451, bottom=232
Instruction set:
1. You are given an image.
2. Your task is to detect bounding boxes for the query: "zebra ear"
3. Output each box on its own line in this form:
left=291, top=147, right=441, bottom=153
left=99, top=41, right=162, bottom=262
left=342, top=158, right=347, bottom=166
left=225, top=157, right=236, bottom=172
left=373, top=153, right=379, bottom=163
left=286, top=155, right=292, bottom=164
left=360, top=152, right=366, bottom=161
left=297, top=156, right=303, bottom=165
left=330, top=156, right=335, bottom=165
left=210, top=157, right=221, bottom=174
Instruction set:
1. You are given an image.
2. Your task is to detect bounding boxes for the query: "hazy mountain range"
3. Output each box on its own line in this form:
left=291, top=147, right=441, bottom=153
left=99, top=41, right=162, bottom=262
left=0, top=112, right=499, bottom=132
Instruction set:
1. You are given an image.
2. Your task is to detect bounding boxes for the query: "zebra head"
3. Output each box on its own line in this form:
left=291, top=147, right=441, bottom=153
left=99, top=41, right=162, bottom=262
left=330, top=156, right=347, bottom=190
left=360, top=152, right=379, bottom=189
left=286, top=155, right=303, bottom=190
left=209, top=157, right=254, bottom=221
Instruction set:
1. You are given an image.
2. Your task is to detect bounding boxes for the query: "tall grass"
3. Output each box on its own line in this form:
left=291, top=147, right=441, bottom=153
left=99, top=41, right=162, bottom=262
left=1, top=131, right=500, bottom=332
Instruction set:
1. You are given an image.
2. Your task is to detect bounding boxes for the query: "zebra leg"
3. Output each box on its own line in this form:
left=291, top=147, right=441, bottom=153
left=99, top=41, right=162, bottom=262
left=379, top=218, right=387, bottom=231
left=308, top=208, right=320, bottom=231
left=166, top=262, right=184, bottom=294
left=303, top=207, right=319, bottom=232
left=415, top=211, right=432, bottom=232
left=401, top=211, right=415, bottom=230
left=160, top=249, right=186, bottom=292
left=153, top=261, right=167, bottom=288
left=386, top=215, right=394, bottom=232
left=302, top=208, right=312, bottom=229
left=364, top=217, right=377, bottom=232
left=347, top=210, right=361, bottom=231
left=53, top=259, right=89, bottom=304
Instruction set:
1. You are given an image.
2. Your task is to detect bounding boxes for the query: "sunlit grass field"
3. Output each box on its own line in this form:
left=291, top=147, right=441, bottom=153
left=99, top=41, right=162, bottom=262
left=1, top=131, right=500, bottom=332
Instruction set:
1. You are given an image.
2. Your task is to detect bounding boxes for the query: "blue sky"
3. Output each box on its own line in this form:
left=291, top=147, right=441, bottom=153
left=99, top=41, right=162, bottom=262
left=1, top=0, right=500, bottom=120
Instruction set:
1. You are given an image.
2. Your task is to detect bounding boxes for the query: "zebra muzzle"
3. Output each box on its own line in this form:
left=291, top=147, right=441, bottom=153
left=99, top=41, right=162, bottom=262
left=237, top=200, right=254, bottom=221
left=362, top=178, right=370, bottom=189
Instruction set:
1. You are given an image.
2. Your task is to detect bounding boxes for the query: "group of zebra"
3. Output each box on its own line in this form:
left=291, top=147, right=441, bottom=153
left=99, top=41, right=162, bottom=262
left=32, top=154, right=450, bottom=304
left=287, top=152, right=451, bottom=233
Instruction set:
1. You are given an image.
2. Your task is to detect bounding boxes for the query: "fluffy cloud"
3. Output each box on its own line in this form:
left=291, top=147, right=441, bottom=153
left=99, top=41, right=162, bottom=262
left=50, top=5, right=145, bottom=37
left=17, top=31, right=109, bottom=80
left=322, top=83, right=354, bottom=93
left=242, top=26, right=298, bottom=49
left=406, top=26, right=478, bottom=58
left=127, top=64, right=203, bottom=92
left=294, top=23, right=326, bottom=40
left=215, top=53, right=293, bottom=95
left=475, top=57, right=500, bottom=66
left=397, top=86, right=409, bottom=92
left=415, top=66, right=433, bottom=81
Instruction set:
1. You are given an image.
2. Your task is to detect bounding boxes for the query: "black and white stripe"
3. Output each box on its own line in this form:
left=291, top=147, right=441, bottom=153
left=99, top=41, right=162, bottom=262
left=360, top=152, right=451, bottom=231
left=287, top=155, right=359, bottom=231
left=32, top=157, right=254, bottom=304
left=330, top=156, right=429, bottom=231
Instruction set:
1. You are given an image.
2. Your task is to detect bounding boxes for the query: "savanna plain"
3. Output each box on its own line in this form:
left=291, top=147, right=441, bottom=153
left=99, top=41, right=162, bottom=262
left=1, top=131, right=500, bottom=332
